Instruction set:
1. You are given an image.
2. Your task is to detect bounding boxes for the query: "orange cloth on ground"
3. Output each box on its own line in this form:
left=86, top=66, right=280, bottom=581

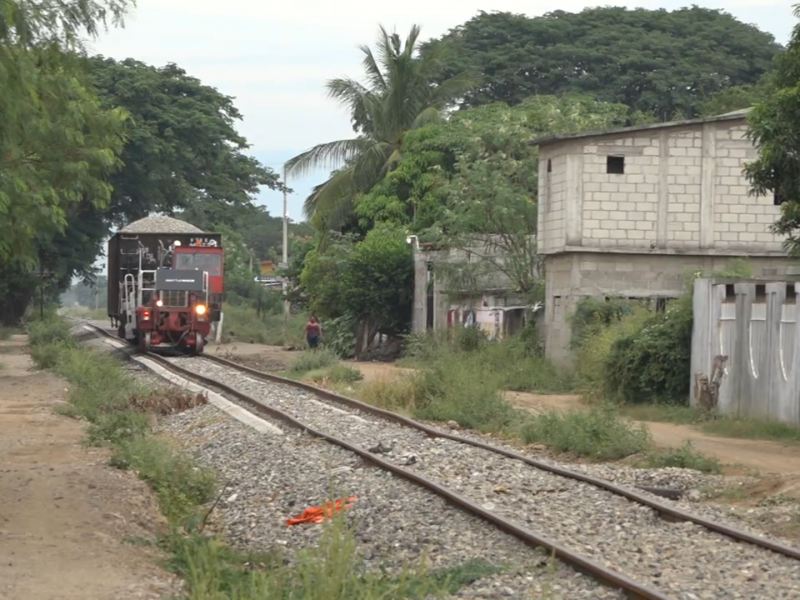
left=285, top=496, right=357, bottom=526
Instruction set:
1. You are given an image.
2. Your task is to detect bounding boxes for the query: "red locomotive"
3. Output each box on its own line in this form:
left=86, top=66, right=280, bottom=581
left=107, top=216, right=224, bottom=354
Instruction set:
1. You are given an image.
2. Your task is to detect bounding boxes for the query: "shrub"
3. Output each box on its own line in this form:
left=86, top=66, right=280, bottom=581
left=519, top=404, right=652, bottom=460
left=636, top=441, right=721, bottom=474
left=357, top=376, right=419, bottom=413
left=412, top=352, right=516, bottom=431
left=574, top=307, right=650, bottom=399
left=221, top=304, right=306, bottom=346
left=321, top=315, right=357, bottom=358
left=325, top=364, right=363, bottom=384
left=288, top=348, right=339, bottom=373
left=30, top=341, right=69, bottom=369
left=570, top=296, right=637, bottom=350
left=479, top=337, right=574, bottom=394
left=604, top=295, right=693, bottom=404
left=452, top=325, right=489, bottom=353
left=401, top=330, right=447, bottom=363
left=26, top=317, right=76, bottom=348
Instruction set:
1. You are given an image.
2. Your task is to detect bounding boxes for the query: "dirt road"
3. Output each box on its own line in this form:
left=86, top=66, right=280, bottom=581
left=0, top=335, right=178, bottom=600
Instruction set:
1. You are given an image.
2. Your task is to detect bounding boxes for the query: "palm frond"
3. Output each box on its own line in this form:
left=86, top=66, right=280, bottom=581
left=358, top=45, right=386, bottom=92
left=431, top=71, right=480, bottom=105
left=285, top=138, right=368, bottom=177
left=326, top=77, right=370, bottom=110
left=350, top=140, right=394, bottom=189
left=305, top=166, right=358, bottom=231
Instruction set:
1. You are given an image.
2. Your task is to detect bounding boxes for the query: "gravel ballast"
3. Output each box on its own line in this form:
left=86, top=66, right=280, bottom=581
left=168, top=356, right=800, bottom=599
left=160, top=404, right=622, bottom=599
left=76, top=326, right=622, bottom=598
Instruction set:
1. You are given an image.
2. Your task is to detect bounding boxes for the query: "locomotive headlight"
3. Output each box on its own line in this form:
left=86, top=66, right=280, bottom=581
left=156, top=299, right=163, bottom=307
left=195, top=304, right=207, bottom=315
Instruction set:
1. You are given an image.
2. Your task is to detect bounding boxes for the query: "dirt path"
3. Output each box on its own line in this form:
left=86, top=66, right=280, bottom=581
left=0, top=335, right=179, bottom=600
left=509, top=389, right=800, bottom=475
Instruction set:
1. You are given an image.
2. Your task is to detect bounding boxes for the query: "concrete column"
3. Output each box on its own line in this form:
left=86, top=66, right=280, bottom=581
left=700, top=123, right=716, bottom=249
left=657, top=131, right=669, bottom=248
left=565, top=152, right=583, bottom=246
left=412, top=251, right=427, bottom=333
left=432, top=274, right=448, bottom=332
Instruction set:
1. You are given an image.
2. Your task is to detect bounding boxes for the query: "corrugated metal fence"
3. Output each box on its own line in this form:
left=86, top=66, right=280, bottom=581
left=691, top=278, right=800, bottom=423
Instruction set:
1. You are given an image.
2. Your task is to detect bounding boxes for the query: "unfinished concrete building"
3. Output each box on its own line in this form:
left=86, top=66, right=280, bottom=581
left=531, top=109, right=794, bottom=365
left=410, top=236, right=540, bottom=340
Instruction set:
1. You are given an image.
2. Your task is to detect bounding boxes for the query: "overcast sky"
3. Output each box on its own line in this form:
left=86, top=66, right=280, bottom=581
left=89, top=0, right=797, bottom=224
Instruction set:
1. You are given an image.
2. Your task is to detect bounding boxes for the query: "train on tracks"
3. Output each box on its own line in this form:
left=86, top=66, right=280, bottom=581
left=107, top=216, right=224, bottom=354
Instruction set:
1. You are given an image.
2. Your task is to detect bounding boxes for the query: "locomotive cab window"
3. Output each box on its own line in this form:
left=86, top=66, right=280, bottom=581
left=173, top=252, right=222, bottom=275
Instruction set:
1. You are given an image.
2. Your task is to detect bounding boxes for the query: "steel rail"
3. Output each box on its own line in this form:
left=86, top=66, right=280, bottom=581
left=197, top=354, right=800, bottom=563
left=84, top=323, right=667, bottom=599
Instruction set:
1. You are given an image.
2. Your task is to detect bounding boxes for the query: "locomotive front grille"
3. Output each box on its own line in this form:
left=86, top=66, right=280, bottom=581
left=160, top=290, right=188, bottom=307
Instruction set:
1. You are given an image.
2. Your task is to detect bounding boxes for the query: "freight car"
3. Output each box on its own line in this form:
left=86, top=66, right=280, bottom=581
left=107, top=216, right=224, bottom=354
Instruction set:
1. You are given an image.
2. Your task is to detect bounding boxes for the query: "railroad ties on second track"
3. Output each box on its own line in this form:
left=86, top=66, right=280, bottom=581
left=85, top=323, right=800, bottom=599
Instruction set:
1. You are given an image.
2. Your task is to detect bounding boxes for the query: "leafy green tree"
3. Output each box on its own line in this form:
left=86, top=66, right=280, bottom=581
left=284, top=24, right=475, bottom=232
left=0, top=2, right=130, bottom=265
left=341, top=225, right=414, bottom=337
left=698, top=74, right=775, bottom=117
left=85, top=56, right=285, bottom=226
left=0, top=1, right=131, bottom=324
left=356, top=95, right=631, bottom=296
left=426, top=7, right=781, bottom=120
left=299, top=234, right=356, bottom=319
left=746, top=7, right=800, bottom=255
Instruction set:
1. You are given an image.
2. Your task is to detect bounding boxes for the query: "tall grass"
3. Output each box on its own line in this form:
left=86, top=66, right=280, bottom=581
left=573, top=306, right=650, bottom=400
left=27, top=319, right=217, bottom=518
left=411, top=351, right=517, bottom=431
left=169, top=514, right=503, bottom=599
left=519, top=404, right=653, bottom=460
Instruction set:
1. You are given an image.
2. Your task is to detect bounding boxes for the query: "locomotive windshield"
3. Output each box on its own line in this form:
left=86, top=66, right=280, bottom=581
left=173, top=252, right=222, bottom=275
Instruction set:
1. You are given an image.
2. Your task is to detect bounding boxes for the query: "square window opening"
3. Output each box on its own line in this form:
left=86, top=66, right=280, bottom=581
left=724, top=284, right=736, bottom=303
left=607, top=155, right=625, bottom=174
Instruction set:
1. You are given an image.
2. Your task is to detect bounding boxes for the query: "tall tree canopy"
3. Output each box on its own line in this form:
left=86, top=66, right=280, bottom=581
left=0, top=1, right=131, bottom=265
left=285, top=24, right=475, bottom=233
left=425, top=7, right=781, bottom=120
left=746, top=7, right=800, bottom=255
left=85, top=56, right=284, bottom=226
left=0, top=1, right=132, bottom=324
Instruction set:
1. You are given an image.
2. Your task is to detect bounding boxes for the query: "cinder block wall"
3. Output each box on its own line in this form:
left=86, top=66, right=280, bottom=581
left=538, top=119, right=785, bottom=255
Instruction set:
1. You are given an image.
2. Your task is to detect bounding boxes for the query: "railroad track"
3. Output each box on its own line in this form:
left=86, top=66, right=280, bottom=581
left=83, top=322, right=800, bottom=599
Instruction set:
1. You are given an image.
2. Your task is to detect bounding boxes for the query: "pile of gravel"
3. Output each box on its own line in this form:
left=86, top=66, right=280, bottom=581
left=118, top=216, right=204, bottom=234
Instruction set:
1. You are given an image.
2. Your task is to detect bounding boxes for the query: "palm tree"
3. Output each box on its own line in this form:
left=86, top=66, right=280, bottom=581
left=285, top=25, right=475, bottom=232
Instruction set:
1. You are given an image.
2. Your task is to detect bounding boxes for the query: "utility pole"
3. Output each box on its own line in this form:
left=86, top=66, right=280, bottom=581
left=282, top=166, right=290, bottom=344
